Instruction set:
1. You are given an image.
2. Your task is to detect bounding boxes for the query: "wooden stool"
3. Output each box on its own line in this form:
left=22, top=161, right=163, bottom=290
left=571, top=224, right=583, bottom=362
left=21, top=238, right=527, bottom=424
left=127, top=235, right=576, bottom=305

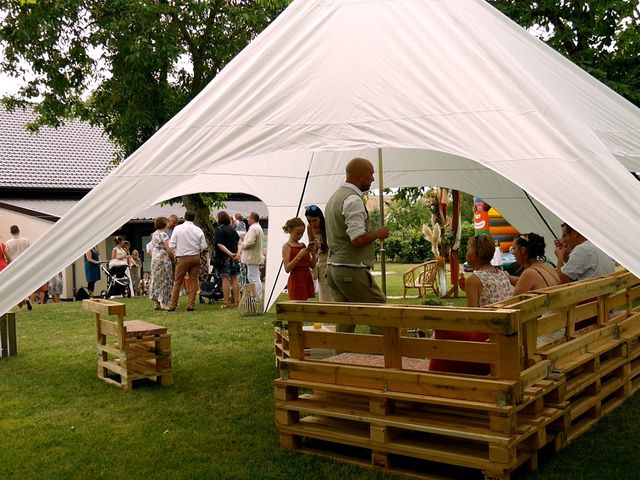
left=83, top=299, right=173, bottom=390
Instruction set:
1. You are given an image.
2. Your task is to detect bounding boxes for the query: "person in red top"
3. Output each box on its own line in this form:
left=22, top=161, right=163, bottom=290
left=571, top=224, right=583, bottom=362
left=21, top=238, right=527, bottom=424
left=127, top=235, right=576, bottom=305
left=0, top=238, right=12, bottom=272
left=282, top=217, right=317, bottom=300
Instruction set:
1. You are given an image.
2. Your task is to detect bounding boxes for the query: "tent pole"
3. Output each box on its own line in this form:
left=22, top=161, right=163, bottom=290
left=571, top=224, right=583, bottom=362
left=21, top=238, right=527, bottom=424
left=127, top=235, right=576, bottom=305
left=522, top=190, right=558, bottom=240
left=377, top=148, right=387, bottom=297
left=265, top=169, right=312, bottom=310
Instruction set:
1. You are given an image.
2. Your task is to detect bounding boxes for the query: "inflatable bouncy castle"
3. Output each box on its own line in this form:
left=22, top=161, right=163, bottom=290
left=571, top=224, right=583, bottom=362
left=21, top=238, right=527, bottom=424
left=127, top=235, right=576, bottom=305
left=473, top=198, right=518, bottom=252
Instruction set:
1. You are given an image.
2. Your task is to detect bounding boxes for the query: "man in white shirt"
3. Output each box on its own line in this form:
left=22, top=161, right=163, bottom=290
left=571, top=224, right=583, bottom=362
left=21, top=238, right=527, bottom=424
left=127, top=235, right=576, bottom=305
left=325, top=158, right=389, bottom=333
left=554, top=223, right=615, bottom=283
left=167, top=212, right=208, bottom=311
left=6, top=225, right=32, bottom=310
left=239, top=212, right=264, bottom=296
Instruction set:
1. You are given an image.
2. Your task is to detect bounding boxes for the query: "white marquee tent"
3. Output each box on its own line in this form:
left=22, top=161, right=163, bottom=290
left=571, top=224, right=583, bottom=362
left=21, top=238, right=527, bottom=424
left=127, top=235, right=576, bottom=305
left=1, top=0, right=640, bottom=314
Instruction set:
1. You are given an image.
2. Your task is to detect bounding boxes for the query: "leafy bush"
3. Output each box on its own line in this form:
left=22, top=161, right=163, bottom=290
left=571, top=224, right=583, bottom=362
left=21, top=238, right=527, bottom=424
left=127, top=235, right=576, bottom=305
left=458, top=222, right=475, bottom=261
left=379, top=228, right=434, bottom=263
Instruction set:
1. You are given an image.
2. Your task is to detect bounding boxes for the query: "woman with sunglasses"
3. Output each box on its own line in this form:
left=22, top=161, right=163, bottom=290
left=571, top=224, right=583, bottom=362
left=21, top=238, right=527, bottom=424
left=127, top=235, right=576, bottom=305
left=305, top=205, right=334, bottom=302
left=510, top=233, right=560, bottom=295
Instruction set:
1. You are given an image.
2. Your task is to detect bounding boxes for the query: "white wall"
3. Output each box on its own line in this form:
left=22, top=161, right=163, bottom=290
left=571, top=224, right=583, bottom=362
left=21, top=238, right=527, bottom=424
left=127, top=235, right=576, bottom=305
left=0, top=209, right=108, bottom=298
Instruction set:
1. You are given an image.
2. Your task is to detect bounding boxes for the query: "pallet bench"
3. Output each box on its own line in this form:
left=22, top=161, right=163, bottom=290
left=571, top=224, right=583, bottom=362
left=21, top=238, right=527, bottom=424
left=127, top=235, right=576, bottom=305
left=83, top=299, right=173, bottom=390
left=274, top=270, right=640, bottom=480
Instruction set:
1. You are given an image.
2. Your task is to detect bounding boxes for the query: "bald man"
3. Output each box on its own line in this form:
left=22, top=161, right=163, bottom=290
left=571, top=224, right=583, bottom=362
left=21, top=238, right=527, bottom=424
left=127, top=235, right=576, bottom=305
left=325, top=158, right=389, bottom=333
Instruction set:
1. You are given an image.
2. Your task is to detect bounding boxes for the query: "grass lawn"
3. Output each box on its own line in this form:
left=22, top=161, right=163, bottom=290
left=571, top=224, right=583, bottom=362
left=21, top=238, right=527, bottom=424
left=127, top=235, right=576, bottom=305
left=2, top=264, right=640, bottom=479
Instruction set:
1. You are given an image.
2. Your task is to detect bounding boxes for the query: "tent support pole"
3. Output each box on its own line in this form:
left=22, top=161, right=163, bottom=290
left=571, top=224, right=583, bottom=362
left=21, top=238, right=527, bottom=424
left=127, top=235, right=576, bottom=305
left=265, top=169, right=312, bottom=311
left=378, top=148, right=386, bottom=297
left=523, top=190, right=558, bottom=240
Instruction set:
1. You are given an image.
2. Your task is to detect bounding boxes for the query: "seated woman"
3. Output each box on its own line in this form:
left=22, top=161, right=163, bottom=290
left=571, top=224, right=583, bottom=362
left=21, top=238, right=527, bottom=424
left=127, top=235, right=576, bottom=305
left=429, top=235, right=513, bottom=375
left=509, top=233, right=563, bottom=347
left=510, top=233, right=560, bottom=295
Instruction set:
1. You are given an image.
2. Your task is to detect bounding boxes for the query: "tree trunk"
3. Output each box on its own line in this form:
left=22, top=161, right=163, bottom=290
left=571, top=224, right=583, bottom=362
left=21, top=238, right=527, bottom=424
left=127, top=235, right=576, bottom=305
left=181, top=194, right=216, bottom=253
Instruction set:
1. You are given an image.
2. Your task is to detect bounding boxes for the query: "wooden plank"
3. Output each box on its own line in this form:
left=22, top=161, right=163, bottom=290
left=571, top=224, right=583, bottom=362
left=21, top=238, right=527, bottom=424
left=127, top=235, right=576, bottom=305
left=99, top=320, right=119, bottom=337
left=576, top=302, right=598, bottom=322
left=83, top=299, right=126, bottom=316
left=520, top=361, right=552, bottom=392
left=494, top=333, right=521, bottom=380
left=491, top=294, right=549, bottom=322
left=278, top=395, right=518, bottom=445
left=537, top=312, right=566, bottom=337
left=274, top=379, right=516, bottom=413
left=383, top=327, right=402, bottom=369
left=536, top=276, right=623, bottom=309
left=542, top=323, right=619, bottom=363
left=401, top=337, right=500, bottom=364
left=288, top=321, right=305, bottom=360
left=280, top=359, right=518, bottom=405
left=616, top=312, right=640, bottom=339
left=276, top=302, right=519, bottom=334
left=521, top=316, right=538, bottom=366
left=304, top=331, right=382, bottom=354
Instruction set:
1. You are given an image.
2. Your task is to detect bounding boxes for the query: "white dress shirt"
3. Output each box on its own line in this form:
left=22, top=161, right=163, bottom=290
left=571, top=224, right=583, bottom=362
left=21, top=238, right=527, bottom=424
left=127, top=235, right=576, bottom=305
left=341, top=182, right=368, bottom=241
left=169, top=221, right=207, bottom=257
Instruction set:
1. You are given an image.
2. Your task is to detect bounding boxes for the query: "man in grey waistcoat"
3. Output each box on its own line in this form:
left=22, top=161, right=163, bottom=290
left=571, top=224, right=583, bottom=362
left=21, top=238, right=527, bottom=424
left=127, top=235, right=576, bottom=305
left=325, top=157, right=389, bottom=333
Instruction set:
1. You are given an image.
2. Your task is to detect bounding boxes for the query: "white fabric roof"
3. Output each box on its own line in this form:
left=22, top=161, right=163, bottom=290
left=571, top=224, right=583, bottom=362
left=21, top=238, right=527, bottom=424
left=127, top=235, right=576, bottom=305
left=1, top=0, right=640, bottom=314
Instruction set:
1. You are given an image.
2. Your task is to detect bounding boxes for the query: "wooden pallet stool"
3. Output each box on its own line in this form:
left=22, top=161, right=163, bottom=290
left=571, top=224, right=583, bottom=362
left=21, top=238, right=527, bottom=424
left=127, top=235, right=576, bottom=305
left=83, top=299, right=173, bottom=390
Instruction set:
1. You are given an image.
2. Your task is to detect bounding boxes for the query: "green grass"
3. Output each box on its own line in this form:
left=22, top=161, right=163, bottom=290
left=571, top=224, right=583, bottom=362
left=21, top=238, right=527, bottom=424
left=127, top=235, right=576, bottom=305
left=1, top=266, right=640, bottom=479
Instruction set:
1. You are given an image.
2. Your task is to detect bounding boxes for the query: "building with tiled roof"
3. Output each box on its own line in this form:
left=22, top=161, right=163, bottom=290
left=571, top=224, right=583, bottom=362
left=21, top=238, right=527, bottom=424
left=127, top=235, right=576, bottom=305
left=0, top=106, right=267, bottom=300
left=0, top=106, right=115, bottom=192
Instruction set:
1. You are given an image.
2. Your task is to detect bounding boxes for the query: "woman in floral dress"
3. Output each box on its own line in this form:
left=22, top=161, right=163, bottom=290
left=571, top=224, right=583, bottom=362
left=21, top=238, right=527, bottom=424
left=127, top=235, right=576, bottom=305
left=149, top=216, right=175, bottom=310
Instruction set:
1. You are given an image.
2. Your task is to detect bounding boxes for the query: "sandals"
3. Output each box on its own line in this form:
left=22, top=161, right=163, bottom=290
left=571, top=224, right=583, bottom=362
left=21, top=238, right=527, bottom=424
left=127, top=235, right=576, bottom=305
left=221, top=304, right=231, bottom=309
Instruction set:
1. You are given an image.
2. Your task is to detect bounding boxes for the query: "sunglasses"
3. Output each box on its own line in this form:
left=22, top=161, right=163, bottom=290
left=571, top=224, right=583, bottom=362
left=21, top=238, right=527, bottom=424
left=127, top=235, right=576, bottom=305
left=305, top=205, right=319, bottom=212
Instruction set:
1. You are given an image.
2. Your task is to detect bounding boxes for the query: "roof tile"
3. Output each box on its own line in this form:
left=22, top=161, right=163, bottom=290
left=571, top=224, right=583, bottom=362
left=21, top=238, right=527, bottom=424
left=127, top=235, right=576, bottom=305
left=0, top=106, right=116, bottom=189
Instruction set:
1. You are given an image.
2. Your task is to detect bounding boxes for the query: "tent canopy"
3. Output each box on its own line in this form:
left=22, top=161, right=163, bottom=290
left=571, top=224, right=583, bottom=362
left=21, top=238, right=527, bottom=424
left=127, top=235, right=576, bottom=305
left=1, top=0, right=640, bottom=313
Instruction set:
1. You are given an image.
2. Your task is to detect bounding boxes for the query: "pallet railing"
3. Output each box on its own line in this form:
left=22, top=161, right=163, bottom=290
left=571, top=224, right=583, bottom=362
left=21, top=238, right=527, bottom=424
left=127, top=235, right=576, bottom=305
left=274, top=270, right=640, bottom=480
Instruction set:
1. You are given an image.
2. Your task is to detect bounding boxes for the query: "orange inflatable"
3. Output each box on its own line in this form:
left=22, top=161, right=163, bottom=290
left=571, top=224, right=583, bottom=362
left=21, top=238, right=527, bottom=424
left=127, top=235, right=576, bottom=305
left=488, top=208, right=518, bottom=251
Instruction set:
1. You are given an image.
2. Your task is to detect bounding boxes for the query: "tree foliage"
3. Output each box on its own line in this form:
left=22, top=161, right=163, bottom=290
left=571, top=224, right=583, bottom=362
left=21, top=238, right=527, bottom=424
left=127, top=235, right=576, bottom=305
left=0, top=0, right=289, bottom=236
left=487, top=0, right=640, bottom=106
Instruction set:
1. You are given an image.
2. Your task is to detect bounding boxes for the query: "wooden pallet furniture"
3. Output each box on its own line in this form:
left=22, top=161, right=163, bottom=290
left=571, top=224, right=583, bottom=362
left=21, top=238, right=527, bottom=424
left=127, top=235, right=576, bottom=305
left=274, top=270, right=640, bottom=480
left=83, top=299, right=173, bottom=390
left=0, top=312, right=17, bottom=358
left=402, top=260, right=439, bottom=298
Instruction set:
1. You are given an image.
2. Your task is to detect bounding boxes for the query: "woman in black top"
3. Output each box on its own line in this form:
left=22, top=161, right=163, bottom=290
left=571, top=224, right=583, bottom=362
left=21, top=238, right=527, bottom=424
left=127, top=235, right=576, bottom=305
left=215, top=211, right=241, bottom=308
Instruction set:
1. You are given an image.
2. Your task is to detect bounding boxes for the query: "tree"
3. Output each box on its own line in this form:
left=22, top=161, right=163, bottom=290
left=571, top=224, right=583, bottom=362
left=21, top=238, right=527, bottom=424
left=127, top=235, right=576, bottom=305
left=0, top=0, right=289, bottom=234
left=487, top=0, right=640, bottom=107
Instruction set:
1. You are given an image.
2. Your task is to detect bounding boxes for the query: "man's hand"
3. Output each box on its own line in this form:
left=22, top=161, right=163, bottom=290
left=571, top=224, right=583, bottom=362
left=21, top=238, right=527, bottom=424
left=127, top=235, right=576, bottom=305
left=373, top=226, right=390, bottom=241
left=352, top=226, right=390, bottom=248
left=554, top=239, right=567, bottom=263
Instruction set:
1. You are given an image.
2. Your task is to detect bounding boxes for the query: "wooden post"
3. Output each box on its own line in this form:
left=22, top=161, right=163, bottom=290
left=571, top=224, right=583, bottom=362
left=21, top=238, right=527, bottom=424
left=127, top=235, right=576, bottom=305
left=0, top=313, right=17, bottom=358
left=445, top=189, right=460, bottom=298
left=288, top=321, right=305, bottom=360
left=383, top=327, right=402, bottom=369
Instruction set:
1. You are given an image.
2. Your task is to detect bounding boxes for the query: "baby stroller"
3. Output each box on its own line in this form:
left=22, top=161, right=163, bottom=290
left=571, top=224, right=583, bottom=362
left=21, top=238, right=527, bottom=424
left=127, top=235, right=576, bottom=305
left=100, top=262, right=131, bottom=299
left=199, top=270, right=224, bottom=304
